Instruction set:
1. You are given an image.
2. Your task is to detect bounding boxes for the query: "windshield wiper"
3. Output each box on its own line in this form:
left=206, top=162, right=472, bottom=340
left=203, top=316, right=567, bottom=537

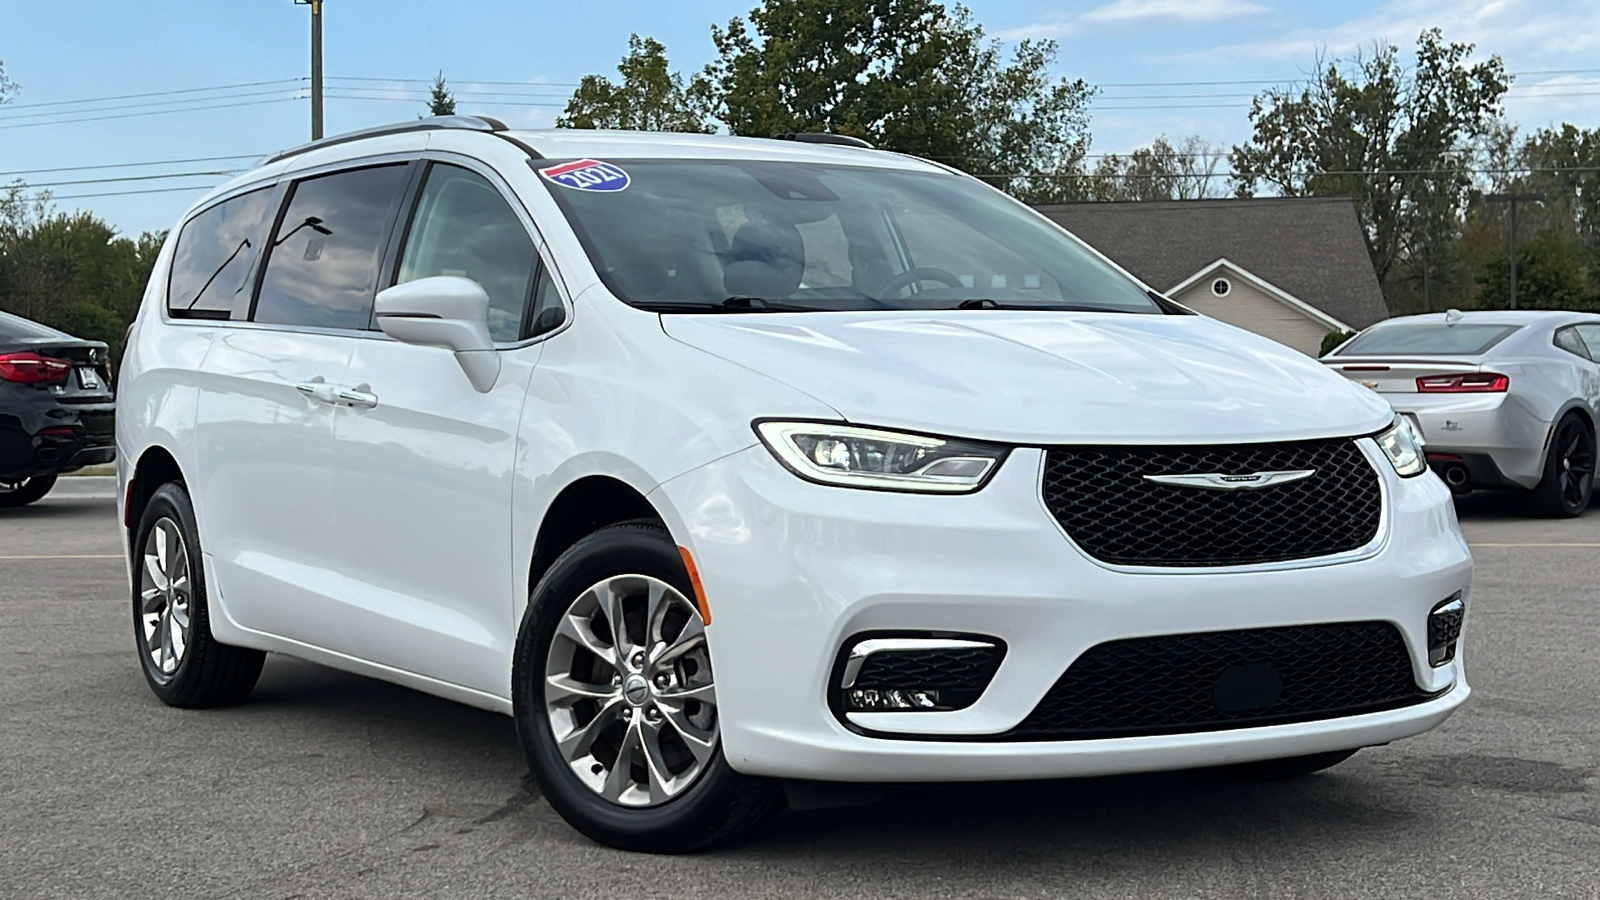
left=951, top=299, right=1144, bottom=313
left=633, top=297, right=827, bottom=314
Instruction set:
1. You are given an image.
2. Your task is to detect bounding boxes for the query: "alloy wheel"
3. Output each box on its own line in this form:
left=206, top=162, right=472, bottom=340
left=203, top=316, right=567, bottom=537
left=1556, top=418, right=1596, bottom=510
left=139, top=516, right=193, bottom=679
left=544, top=574, right=717, bottom=807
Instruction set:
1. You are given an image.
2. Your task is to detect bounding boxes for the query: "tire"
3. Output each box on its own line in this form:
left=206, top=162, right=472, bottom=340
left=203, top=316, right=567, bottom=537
left=1527, top=413, right=1595, bottom=518
left=1221, top=748, right=1359, bottom=779
left=132, top=481, right=265, bottom=708
left=512, top=520, right=784, bottom=853
left=0, top=473, right=58, bottom=507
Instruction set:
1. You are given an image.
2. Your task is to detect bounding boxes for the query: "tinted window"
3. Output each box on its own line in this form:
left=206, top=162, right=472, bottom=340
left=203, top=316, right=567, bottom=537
left=167, top=186, right=274, bottom=319
left=396, top=164, right=537, bottom=342
left=543, top=159, right=1159, bottom=314
left=1338, top=323, right=1520, bottom=356
left=1555, top=326, right=1592, bottom=360
left=254, top=165, right=408, bottom=330
left=1574, top=324, right=1600, bottom=360
left=0, top=310, right=69, bottom=340
left=528, top=266, right=566, bottom=337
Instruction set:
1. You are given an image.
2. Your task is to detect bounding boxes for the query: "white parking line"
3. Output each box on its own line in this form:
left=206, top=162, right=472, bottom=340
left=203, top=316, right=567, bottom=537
left=0, top=554, right=122, bottom=560
left=1469, top=543, right=1600, bottom=548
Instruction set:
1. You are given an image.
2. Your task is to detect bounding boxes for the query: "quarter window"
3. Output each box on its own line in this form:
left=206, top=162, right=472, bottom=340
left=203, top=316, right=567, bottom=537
left=1573, top=324, right=1600, bottom=361
left=167, top=186, right=274, bottom=319
left=396, top=164, right=538, bottom=342
left=254, top=164, right=409, bottom=331
left=1555, top=326, right=1592, bottom=360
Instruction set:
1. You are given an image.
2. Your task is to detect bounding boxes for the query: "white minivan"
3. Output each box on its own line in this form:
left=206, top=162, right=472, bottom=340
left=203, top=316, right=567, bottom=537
left=118, top=117, right=1472, bottom=852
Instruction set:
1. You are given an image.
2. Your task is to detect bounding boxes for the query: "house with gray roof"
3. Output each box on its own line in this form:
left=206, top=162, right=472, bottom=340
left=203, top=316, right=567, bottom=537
left=1034, top=197, right=1390, bottom=356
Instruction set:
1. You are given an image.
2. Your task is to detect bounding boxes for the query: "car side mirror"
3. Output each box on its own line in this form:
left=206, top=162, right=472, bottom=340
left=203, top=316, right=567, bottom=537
left=375, top=276, right=501, bottom=392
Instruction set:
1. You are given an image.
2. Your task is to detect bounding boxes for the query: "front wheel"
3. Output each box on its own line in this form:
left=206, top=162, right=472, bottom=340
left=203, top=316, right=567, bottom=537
left=1527, top=413, right=1594, bottom=518
left=0, top=473, right=57, bottom=508
left=512, top=521, right=783, bottom=853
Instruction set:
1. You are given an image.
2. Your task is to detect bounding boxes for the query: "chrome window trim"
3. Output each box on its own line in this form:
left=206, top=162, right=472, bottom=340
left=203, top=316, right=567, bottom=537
left=1032, top=437, right=1393, bottom=575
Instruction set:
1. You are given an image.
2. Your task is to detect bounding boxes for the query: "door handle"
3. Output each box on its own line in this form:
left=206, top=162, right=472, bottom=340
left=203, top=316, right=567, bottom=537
left=336, top=387, right=379, bottom=409
left=295, top=380, right=340, bottom=404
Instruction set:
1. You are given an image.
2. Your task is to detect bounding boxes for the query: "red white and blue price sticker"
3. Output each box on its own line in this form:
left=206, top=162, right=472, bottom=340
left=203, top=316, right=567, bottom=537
left=538, top=159, right=630, bottom=192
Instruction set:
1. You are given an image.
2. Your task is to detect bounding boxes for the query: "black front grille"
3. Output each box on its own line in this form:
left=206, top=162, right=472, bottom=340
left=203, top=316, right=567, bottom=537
left=1007, top=621, right=1431, bottom=741
left=1042, top=438, right=1382, bottom=566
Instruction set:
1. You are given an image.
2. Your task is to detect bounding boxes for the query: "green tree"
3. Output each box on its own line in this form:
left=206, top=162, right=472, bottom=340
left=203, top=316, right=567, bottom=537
left=1087, top=136, right=1229, bottom=201
left=425, top=71, right=456, bottom=116
left=0, top=59, right=17, bottom=105
left=1231, top=29, right=1510, bottom=303
left=705, top=0, right=1094, bottom=200
left=558, top=35, right=714, bottom=133
left=1475, top=231, right=1594, bottom=310
left=0, top=191, right=164, bottom=361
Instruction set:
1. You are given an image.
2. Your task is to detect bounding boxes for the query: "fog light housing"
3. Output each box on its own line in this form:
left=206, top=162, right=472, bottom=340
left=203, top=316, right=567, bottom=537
left=847, top=688, right=942, bottom=710
left=1428, top=593, right=1465, bottom=667
left=832, top=634, right=1004, bottom=716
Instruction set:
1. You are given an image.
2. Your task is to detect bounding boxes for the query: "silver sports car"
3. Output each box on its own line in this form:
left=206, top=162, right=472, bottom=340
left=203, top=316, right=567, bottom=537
left=1323, top=310, right=1600, bottom=517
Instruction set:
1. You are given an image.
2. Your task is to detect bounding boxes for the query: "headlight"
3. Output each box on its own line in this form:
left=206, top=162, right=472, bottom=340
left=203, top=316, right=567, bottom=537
left=754, top=421, right=1009, bottom=493
left=1375, top=417, right=1427, bottom=477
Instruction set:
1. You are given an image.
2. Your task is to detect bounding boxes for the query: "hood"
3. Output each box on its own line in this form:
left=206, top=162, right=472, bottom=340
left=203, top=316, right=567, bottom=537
left=662, top=311, right=1394, bottom=445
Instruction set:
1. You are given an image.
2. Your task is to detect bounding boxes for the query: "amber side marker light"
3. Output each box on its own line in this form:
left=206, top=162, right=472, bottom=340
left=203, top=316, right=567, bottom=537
left=677, top=546, right=712, bottom=625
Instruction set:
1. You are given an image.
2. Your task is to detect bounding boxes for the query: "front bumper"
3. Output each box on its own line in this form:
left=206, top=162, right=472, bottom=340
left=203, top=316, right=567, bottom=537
left=654, top=442, right=1472, bottom=782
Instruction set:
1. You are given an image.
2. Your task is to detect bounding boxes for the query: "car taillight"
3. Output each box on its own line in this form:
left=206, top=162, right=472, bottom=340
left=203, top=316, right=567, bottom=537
left=1417, top=373, right=1509, bottom=393
left=0, top=351, right=73, bottom=384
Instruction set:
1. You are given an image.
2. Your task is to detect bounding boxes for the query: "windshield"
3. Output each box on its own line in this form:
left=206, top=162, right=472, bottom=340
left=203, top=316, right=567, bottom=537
left=1338, top=323, right=1520, bottom=356
left=540, top=159, right=1160, bottom=314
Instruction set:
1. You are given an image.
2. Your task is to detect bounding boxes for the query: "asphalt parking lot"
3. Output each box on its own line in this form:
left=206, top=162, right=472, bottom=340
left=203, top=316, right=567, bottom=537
left=2, top=479, right=1597, bottom=899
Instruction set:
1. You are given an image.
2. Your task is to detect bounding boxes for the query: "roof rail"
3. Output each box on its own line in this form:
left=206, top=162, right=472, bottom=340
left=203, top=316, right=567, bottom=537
left=264, top=115, right=510, bottom=165
left=769, top=132, right=875, bottom=150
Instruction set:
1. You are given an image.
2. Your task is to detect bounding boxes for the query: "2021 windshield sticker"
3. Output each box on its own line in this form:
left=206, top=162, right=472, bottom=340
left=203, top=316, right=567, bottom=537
left=539, top=159, right=630, bottom=192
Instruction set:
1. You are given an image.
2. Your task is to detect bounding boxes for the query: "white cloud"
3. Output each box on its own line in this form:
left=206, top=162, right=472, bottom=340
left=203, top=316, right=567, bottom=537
left=1082, top=0, right=1270, bottom=25
left=995, top=0, right=1267, bottom=39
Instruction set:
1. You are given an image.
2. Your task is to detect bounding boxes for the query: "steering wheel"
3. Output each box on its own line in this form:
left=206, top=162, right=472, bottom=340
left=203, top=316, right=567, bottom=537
left=875, top=266, right=965, bottom=297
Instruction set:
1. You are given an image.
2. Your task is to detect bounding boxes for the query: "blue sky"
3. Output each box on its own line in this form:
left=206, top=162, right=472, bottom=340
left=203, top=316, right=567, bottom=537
left=3, top=0, right=1598, bottom=236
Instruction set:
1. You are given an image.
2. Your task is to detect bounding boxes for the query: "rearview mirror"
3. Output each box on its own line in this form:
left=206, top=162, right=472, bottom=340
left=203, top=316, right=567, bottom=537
left=375, top=276, right=501, bottom=392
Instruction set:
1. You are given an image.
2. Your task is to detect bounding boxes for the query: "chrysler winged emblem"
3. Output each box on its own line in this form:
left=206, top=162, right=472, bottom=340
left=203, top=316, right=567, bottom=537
left=1142, top=470, right=1317, bottom=490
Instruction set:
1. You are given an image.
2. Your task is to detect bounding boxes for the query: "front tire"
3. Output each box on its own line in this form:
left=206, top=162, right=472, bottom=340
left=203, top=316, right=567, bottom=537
left=133, top=482, right=265, bottom=707
left=1527, top=413, right=1594, bottom=518
left=0, top=473, right=57, bottom=507
left=513, top=521, right=783, bottom=853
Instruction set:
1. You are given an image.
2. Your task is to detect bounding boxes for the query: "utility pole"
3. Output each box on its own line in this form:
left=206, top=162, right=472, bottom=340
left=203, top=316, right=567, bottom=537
left=1485, top=192, right=1544, bottom=310
left=294, top=0, right=324, bottom=140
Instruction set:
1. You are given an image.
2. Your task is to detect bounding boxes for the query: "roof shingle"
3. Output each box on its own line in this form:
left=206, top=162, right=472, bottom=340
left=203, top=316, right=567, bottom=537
left=1034, top=197, right=1391, bottom=329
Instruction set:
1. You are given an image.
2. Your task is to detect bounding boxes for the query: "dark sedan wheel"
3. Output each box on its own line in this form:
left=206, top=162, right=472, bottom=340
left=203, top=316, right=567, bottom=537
left=133, top=481, right=265, bottom=707
left=1529, top=413, right=1595, bottom=518
left=0, top=473, right=57, bottom=508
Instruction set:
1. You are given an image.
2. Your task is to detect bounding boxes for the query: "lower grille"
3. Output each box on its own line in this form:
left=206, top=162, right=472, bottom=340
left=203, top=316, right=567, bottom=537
left=1007, top=621, right=1431, bottom=740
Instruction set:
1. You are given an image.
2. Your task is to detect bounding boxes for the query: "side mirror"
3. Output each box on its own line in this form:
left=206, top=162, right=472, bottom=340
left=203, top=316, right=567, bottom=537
left=375, top=276, right=501, bottom=392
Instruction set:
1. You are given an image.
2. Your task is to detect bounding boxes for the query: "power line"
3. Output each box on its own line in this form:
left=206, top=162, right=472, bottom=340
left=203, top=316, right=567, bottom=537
left=21, top=170, right=246, bottom=189
left=42, top=184, right=231, bottom=201
left=0, top=155, right=261, bottom=178
left=0, top=87, right=310, bottom=124
left=0, top=96, right=304, bottom=131
left=0, top=78, right=303, bottom=111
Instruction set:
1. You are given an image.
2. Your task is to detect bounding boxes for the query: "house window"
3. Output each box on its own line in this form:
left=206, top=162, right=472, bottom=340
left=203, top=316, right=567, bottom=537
left=1211, top=278, right=1232, bottom=297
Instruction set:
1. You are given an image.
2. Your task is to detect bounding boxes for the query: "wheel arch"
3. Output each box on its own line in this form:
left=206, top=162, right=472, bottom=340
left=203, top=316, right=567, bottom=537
left=126, top=444, right=185, bottom=533
left=527, top=474, right=668, bottom=598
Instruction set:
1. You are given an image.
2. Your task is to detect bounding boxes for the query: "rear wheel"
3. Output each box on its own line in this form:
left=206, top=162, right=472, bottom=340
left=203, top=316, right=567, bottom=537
left=513, top=521, right=784, bottom=853
left=1528, top=413, right=1594, bottom=518
left=1221, top=748, right=1359, bottom=779
left=0, top=473, right=57, bottom=508
left=133, top=482, right=265, bottom=707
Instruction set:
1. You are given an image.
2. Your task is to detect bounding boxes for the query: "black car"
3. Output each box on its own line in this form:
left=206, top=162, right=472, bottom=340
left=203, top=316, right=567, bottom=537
left=0, top=311, right=116, bottom=507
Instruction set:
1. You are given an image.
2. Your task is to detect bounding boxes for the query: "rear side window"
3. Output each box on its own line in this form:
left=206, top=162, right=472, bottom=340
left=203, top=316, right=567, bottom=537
left=1555, top=326, right=1592, bottom=360
left=1574, top=324, right=1600, bottom=360
left=1338, top=323, right=1520, bottom=356
left=254, top=164, right=409, bottom=331
left=396, top=164, right=537, bottom=342
left=167, top=186, right=274, bottom=319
